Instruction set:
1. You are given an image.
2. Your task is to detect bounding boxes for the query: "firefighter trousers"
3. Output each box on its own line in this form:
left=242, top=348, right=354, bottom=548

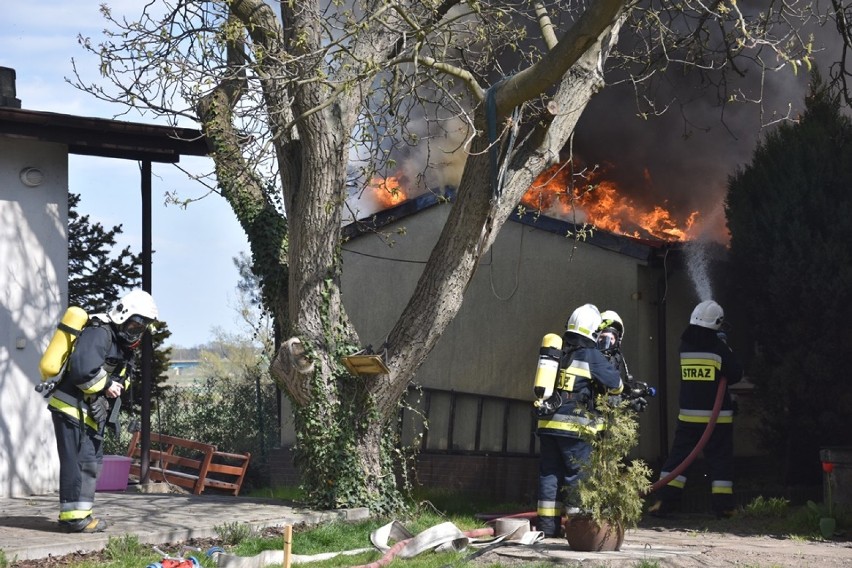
left=536, top=434, right=591, bottom=536
left=52, top=412, right=103, bottom=523
left=657, top=420, right=734, bottom=515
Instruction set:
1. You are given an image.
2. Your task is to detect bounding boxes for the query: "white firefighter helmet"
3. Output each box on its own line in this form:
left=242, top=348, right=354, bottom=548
left=598, top=310, right=624, bottom=339
left=690, top=300, right=724, bottom=330
left=565, top=303, right=602, bottom=341
left=109, top=289, right=159, bottom=324
left=109, top=289, right=159, bottom=348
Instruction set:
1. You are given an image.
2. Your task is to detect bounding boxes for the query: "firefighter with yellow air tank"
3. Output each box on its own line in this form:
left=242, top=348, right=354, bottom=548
left=533, top=303, right=624, bottom=538
left=43, top=289, right=158, bottom=533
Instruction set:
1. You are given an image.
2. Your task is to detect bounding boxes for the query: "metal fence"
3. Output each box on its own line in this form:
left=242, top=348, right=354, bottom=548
left=106, top=375, right=280, bottom=491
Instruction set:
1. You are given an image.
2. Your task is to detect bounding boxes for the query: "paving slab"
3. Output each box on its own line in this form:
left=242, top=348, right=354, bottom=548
left=0, top=490, right=368, bottom=562
left=3, top=492, right=852, bottom=567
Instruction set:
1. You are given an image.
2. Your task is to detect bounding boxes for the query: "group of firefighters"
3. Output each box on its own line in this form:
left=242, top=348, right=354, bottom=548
left=534, top=301, right=743, bottom=537
left=41, top=288, right=741, bottom=536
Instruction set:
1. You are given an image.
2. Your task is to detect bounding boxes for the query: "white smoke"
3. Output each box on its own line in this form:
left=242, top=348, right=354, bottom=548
left=684, top=239, right=714, bottom=302
left=344, top=115, right=470, bottom=223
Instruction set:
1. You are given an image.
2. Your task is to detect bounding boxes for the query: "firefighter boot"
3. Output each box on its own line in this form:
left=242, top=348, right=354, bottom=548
left=60, top=516, right=109, bottom=533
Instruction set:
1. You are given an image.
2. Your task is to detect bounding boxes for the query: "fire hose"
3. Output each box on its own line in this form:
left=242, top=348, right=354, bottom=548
left=215, top=519, right=542, bottom=568
left=643, top=376, right=727, bottom=495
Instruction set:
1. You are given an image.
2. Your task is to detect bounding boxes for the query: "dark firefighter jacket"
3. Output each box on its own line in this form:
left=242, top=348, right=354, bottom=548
left=48, top=320, right=131, bottom=432
left=536, top=334, right=624, bottom=438
left=678, top=325, right=743, bottom=424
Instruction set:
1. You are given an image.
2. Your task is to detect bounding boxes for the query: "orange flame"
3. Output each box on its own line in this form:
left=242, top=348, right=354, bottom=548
left=521, top=164, right=698, bottom=242
left=370, top=176, right=407, bottom=208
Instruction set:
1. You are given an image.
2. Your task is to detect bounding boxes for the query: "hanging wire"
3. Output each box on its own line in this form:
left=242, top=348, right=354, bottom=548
left=488, top=225, right=524, bottom=301
left=485, top=80, right=521, bottom=201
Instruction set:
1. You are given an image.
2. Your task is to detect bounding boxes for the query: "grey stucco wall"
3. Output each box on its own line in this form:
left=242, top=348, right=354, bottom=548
left=1, top=137, right=67, bottom=498
left=339, top=203, right=667, bottom=460
left=276, top=199, right=755, bottom=466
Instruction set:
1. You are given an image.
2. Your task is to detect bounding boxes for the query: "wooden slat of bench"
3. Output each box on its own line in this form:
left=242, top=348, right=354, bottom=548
left=127, top=432, right=250, bottom=496
left=143, top=468, right=200, bottom=492
left=203, top=478, right=240, bottom=492
left=206, top=451, right=251, bottom=496
left=127, top=431, right=214, bottom=494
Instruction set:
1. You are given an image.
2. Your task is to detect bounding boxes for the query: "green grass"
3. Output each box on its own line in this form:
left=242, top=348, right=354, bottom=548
left=9, top=489, right=848, bottom=568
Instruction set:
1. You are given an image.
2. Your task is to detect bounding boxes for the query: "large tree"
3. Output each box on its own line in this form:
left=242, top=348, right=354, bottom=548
left=725, top=72, right=852, bottom=485
left=74, top=1, right=816, bottom=510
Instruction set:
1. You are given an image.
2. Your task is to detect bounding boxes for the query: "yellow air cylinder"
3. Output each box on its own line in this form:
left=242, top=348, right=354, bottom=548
left=534, top=333, right=563, bottom=400
left=39, top=306, right=88, bottom=380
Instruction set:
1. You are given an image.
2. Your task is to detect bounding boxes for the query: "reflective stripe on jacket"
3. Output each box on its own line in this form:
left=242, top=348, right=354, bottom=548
left=677, top=325, right=742, bottom=424
left=47, top=321, right=130, bottom=431
left=537, top=335, right=623, bottom=437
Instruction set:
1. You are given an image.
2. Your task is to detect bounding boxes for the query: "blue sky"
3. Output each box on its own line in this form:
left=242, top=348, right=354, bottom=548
left=2, top=2, right=251, bottom=347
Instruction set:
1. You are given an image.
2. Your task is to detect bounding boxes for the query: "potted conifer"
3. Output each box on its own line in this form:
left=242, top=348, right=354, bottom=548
left=563, top=396, right=652, bottom=551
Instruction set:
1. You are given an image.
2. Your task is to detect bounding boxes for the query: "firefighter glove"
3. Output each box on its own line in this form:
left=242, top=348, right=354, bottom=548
left=90, top=396, right=110, bottom=427
left=629, top=397, right=648, bottom=413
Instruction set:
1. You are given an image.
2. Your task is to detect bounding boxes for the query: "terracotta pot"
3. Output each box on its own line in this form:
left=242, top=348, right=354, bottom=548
left=563, top=515, right=625, bottom=551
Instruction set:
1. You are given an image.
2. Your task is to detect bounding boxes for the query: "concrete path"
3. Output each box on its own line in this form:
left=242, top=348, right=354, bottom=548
left=3, top=490, right=852, bottom=567
left=0, top=490, right=369, bottom=562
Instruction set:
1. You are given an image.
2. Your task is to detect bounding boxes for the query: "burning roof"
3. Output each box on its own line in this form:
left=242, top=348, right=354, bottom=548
left=345, top=161, right=720, bottom=255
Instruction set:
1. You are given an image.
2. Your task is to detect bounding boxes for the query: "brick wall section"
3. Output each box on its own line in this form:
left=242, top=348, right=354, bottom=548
left=268, top=447, right=819, bottom=514
left=413, top=453, right=539, bottom=503
left=267, top=446, right=300, bottom=487
left=267, top=446, right=539, bottom=504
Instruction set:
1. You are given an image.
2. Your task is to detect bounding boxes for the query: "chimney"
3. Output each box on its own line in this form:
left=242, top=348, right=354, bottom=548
left=0, top=67, right=22, bottom=108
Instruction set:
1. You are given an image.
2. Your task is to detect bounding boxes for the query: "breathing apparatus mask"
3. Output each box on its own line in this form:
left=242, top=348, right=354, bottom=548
left=596, top=326, right=621, bottom=354
left=109, top=290, right=159, bottom=349
left=118, top=315, right=152, bottom=349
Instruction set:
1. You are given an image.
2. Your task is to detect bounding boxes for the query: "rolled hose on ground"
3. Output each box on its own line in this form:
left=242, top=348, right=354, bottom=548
left=353, top=527, right=496, bottom=568
left=643, top=376, right=727, bottom=496
left=476, top=376, right=728, bottom=520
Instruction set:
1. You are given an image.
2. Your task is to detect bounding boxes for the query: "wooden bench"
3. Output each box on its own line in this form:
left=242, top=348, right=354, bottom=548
left=127, top=431, right=251, bottom=496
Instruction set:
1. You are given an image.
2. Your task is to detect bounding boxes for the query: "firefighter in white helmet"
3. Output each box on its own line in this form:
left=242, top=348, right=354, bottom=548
left=535, top=303, right=624, bottom=537
left=48, top=289, right=158, bottom=533
left=597, top=310, right=654, bottom=413
left=596, top=310, right=626, bottom=381
left=649, top=299, right=743, bottom=519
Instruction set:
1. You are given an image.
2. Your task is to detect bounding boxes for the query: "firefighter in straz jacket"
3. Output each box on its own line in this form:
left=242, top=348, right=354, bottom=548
left=48, top=289, right=158, bottom=533
left=649, top=300, right=743, bottom=519
left=535, top=303, right=624, bottom=537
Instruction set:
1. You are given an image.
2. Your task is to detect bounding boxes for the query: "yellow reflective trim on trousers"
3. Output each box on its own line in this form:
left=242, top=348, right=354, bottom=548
left=678, top=410, right=733, bottom=424
left=658, top=472, right=687, bottom=489
left=712, top=480, right=733, bottom=494
left=537, top=505, right=561, bottom=516
left=59, top=509, right=93, bottom=521
left=537, top=419, right=604, bottom=434
left=48, top=397, right=99, bottom=430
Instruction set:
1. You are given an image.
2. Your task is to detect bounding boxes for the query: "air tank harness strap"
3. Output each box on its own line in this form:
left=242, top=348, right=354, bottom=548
left=557, top=391, right=589, bottom=404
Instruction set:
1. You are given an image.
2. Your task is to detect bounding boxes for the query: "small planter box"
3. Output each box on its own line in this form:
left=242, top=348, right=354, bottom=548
left=96, top=455, right=132, bottom=492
